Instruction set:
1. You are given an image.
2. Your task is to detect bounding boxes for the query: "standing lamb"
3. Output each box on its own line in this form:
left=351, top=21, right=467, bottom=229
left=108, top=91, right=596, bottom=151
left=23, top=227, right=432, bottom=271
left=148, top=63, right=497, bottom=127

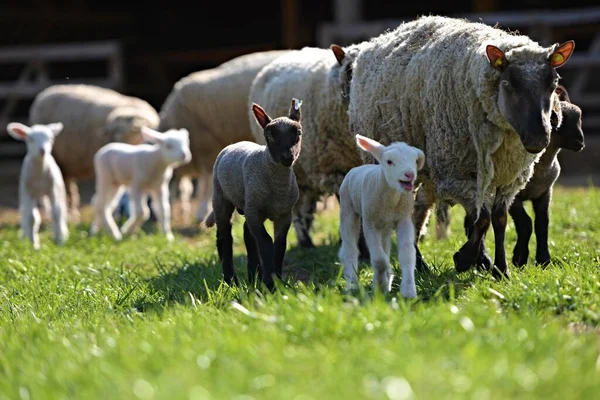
left=7, top=122, right=68, bottom=250
left=89, top=127, right=191, bottom=242
left=348, top=15, right=575, bottom=278
left=510, top=85, right=584, bottom=267
left=248, top=44, right=368, bottom=254
left=29, top=84, right=160, bottom=223
left=206, top=98, right=303, bottom=289
left=338, top=135, right=424, bottom=298
left=158, top=50, right=291, bottom=225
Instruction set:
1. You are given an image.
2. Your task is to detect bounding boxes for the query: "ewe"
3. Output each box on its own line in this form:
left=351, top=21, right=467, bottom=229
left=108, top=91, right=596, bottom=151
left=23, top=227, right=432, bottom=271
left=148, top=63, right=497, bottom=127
left=7, top=122, right=68, bottom=250
left=338, top=135, right=424, bottom=298
left=90, top=127, right=191, bottom=241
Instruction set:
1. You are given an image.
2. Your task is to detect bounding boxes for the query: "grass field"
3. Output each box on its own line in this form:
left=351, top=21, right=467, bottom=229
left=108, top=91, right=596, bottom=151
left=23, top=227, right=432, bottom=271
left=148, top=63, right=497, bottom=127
left=0, top=186, right=599, bottom=399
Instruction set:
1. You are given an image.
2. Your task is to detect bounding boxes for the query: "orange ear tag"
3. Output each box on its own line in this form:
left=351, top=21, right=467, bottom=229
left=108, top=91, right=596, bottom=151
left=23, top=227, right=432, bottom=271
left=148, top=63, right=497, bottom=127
left=494, top=58, right=503, bottom=68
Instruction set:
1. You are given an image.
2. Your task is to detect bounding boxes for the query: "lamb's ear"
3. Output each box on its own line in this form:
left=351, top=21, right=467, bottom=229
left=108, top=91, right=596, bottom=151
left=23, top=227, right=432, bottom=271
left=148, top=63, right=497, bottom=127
left=252, top=103, right=272, bottom=129
left=178, top=128, right=190, bottom=139
left=6, top=122, right=31, bottom=141
left=486, top=45, right=507, bottom=72
left=288, top=98, right=302, bottom=122
left=140, top=126, right=163, bottom=143
left=47, top=122, right=63, bottom=137
left=355, top=134, right=384, bottom=161
left=555, top=85, right=571, bottom=102
left=330, top=44, right=345, bottom=66
left=549, top=40, right=575, bottom=68
left=415, top=148, right=426, bottom=170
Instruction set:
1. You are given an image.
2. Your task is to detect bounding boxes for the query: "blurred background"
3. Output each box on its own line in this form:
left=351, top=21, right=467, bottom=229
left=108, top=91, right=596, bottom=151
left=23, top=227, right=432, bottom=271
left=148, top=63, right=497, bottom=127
left=0, top=0, right=599, bottom=210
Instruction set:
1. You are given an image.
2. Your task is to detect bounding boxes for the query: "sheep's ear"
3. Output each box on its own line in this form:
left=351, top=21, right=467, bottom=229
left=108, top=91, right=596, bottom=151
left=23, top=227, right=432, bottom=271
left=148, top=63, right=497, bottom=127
left=549, top=40, right=575, bottom=68
left=415, top=148, right=426, bottom=170
left=355, top=134, right=384, bottom=161
left=7, top=122, right=30, bottom=141
left=289, top=98, right=302, bottom=122
left=330, top=44, right=345, bottom=65
left=140, top=126, right=163, bottom=143
left=47, top=122, right=63, bottom=137
left=252, top=103, right=272, bottom=129
left=486, top=45, right=507, bottom=72
left=555, top=85, right=571, bottom=102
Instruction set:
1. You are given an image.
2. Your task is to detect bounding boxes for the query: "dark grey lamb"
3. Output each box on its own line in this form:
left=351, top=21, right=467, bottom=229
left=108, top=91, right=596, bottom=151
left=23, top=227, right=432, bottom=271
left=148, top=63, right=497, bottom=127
left=205, top=98, right=303, bottom=289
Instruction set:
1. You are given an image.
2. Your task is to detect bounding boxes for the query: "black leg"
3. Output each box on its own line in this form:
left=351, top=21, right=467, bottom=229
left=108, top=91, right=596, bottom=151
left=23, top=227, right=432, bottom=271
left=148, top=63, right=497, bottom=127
left=532, top=190, right=552, bottom=266
left=273, top=214, right=293, bottom=280
left=463, top=211, right=492, bottom=271
left=214, top=196, right=237, bottom=286
left=491, top=201, right=509, bottom=279
left=292, top=194, right=316, bottom=249
left=415, top=243, right=430, bottom=272
left=243, top=221, right=261, bottom=285
left=454, top=206, right=491, bottom=273
left=509, top=198, right=532, bottom=267
left=246, top=215, right=275, bottom=290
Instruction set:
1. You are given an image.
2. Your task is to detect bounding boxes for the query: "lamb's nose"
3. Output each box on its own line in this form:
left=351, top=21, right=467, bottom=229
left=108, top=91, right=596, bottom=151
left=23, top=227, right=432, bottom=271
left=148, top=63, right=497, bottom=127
left=404, top=172, right=414, bottom=181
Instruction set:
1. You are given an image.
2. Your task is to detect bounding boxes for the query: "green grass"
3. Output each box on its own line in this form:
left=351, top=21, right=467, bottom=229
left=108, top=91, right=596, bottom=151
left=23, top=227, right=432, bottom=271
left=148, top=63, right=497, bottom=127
left=1, top=186, right=599, bottom=399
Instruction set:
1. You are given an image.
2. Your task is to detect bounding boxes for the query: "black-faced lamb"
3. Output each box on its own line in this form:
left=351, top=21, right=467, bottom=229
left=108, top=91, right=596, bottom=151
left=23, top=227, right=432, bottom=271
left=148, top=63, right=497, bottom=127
left=89, top=127, right=191, bottom=242
left=205, top=98, right=303, bottom=289
left=348, top=15, right=575, bottom=278
left=7, top=122, right=68, bottom=250
left=338, top=135, right=424, bottom=298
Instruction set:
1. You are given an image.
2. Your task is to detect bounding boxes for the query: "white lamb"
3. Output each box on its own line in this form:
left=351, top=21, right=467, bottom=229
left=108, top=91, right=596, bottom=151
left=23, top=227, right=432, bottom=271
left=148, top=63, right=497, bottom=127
left=7, top=122, right=68, bottom=250
left=90, top=127, right=192, bottom=242
left=338, top=135, right=425, bottom=298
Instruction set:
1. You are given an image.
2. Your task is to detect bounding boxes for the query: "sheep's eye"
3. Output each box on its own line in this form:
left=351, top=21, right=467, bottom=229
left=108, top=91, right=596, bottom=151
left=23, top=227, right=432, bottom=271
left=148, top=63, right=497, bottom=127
left=387, top=160, right=393, bottom=165
left=502, top=79, right=509, bottom=87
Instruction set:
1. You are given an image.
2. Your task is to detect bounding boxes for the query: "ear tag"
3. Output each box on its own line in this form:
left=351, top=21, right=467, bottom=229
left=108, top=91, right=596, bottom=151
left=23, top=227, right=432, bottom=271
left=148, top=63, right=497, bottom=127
left=293, top=98, right=302, bottom=110
left=552, top=53, right=564, bottom=64
left=494, top=58, right=503, bottom=68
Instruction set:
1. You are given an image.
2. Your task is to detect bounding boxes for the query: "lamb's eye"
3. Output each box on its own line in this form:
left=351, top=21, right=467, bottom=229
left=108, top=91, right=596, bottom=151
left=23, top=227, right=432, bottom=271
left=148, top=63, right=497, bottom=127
left=387, top=160, right=393, bottom=166
left=165, top=143, right=173, bottom=150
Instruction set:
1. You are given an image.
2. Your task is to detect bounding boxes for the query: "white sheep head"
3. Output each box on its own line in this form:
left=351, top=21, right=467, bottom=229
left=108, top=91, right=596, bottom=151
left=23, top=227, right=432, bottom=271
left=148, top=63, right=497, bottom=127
left=355, top=134, right=425, bottom=192
left=140, top=127, right=192, bottom=167
left=103, top=107, right=156, bottom=144
left=7, top=122, right=63, bottom=160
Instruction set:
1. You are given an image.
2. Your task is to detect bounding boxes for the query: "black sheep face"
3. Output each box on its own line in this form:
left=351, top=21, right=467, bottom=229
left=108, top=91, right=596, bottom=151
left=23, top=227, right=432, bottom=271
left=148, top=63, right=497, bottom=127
left=252, top=98, right=303, bottom=167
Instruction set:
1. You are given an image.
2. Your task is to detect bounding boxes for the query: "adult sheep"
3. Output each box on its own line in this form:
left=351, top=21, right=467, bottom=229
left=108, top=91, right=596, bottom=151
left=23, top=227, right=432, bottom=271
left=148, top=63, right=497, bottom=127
left=29, top=84, right=160, bottom=223
left=348, top=15, right=575, bottom=278
left=158, top=49, right=291, bottom=225
left=248, top=44, right=365, bottom=251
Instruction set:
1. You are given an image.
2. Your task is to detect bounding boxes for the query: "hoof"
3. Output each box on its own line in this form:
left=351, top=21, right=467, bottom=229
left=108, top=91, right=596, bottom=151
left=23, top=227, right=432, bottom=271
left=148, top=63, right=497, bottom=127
left=297, top=238, right=315, bottom=249
left=416, top=256, right=430, bottom=273
left=536, top=256, right=551, bottom=268
left=491, top=266, right=509, bottom=281
left=476, top=252, right=493, bottom=271
left=453, top=249, right=476, bottom=273
left=512, top=250, right=529, bottom=268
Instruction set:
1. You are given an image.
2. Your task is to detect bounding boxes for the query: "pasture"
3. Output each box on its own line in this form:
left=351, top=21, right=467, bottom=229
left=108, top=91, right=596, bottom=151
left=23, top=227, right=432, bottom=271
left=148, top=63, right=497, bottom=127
left=0, top=186, right=599, bottom=399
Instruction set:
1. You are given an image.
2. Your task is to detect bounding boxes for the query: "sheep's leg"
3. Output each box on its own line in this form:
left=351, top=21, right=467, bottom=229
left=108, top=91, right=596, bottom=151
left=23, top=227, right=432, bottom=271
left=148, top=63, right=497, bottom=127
left=243, top=221, right=261, bottom=285
left=509, top=198, right=532, bottom=267
left=178, top=176, right=193, bottom=224
left=412, top=186, right=433, bottom=272
left=292, top=192, right=316, bottom=249
left=65, top=177, right=81, bottom=224
left=120, top=189, right=149, bottom=237
left=21, top=194, right=41, bottom=250
left=246, top=211, right=275, bottom=290
left=396, top=217, right=417, bottom=299
left=335, top=192, right=370, bottom=262
left=453, top=206, right=491, bottom=273
left=491, top=200, right=509, bottom=279
left=338, top=207, right=361, bottom=291
left=532, top=190, right=552, bottom=266
left=435, top=202, right=451, bottom=240
left=462, top=211, right=493, bottom=271
left=151, top=183, right=174, bottom=242
left=273, top=213, right=292, bottom=281
left=363, top=226, right=391, bottom=293
left=196, top=173, right=213, bottom=224
left=49, top=188, right=68, bottom=246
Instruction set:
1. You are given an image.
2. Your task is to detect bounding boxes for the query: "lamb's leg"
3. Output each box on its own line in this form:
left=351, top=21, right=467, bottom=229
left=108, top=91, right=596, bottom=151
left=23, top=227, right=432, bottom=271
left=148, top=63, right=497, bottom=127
left=21, top=194, right=41, bottom=250
left=120, top=189, right=149, bottom=237
left=196, top=172, right=213, bottom=224
left=246, top=210, right=275, bottom=290
left=338, top=207, right=361, bottom=291
left=293, top=192, right=316, bottom=249
left=363, top=226, right=391, bottom=293
left=178, top=175, right=193, bottom=224
left=396, top=216, right=417, bottom=299
left=532, top=189, right=552, bottom=266
left=243, top=221, right=261, bottom=285
left=454, top=206, right=491, bottom=273
left=150, top=183, right=174, bottom=242
left=91, top=184, right=123, bottom=240
left=335, top=192, right=370, bottom=262
left=65, top=177, right=81, bottom=224
left=509, top=198, right=532, bottom=267
left=490, top=199, right=509, bottom=279
left=49, top=188, right=69, bottom=246
left=273, top=213, right=292, bottom=281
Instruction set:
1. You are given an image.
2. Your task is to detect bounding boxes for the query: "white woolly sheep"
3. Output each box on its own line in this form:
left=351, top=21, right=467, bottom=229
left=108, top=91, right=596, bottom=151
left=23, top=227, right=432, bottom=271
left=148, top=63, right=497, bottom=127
left=348, top=15, right=575, bottom=278
left=248, top=44, right=366, bottom=254
left=205, top=98, right=303, bottom=289
left=29, top=84, right=160, bottom=223
left=158, top=50, right=291, bottom=225
left=338, top=135, right=425, bottom=298
left=7, top=122, right=68, bottom=250
left=89, top=127, right=191, bottom=242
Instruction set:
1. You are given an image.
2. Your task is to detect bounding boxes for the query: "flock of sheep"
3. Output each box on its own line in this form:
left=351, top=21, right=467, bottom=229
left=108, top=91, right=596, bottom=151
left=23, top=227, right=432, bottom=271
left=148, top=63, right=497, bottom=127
left=6, top=15, right=585, bottom=298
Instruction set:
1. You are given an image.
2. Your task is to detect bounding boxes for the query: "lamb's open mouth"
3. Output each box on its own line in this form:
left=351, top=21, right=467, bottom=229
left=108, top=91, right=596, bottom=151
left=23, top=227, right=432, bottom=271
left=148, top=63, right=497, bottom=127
left=399, top=180, right=414, bottom=191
